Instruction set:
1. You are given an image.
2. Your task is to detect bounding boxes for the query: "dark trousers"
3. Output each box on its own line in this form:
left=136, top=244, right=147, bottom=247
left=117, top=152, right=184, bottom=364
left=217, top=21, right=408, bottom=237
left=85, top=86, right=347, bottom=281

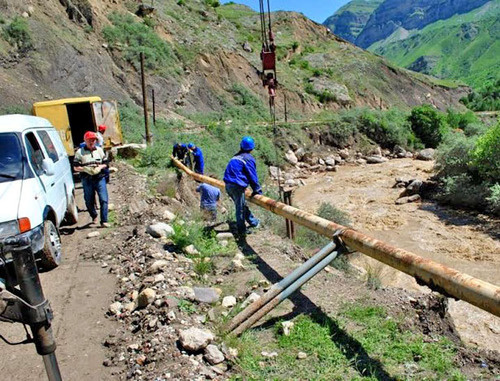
left=225, top=183, right=259, bottom=234
left=81, top=175, right=108, bottom=223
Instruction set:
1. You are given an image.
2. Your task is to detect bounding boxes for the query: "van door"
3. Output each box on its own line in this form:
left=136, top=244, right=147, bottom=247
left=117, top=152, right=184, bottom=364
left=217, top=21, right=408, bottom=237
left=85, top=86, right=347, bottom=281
left=91, top=101, right=123, bottom=148
left=36, top=130, right=67, bottom=221
left=24, top=132, right=64, bottom=225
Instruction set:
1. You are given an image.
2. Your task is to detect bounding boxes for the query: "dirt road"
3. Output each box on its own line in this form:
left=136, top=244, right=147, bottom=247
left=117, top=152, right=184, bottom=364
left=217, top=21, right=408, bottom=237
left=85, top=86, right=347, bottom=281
left=294, top=158, right=500, bottom=351
left=0, top=183, right=120, bottom=380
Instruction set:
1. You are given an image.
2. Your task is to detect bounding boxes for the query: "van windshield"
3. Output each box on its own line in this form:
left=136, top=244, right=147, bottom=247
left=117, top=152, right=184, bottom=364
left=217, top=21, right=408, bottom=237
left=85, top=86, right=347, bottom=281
left=0, top=133, right=23, bottom=183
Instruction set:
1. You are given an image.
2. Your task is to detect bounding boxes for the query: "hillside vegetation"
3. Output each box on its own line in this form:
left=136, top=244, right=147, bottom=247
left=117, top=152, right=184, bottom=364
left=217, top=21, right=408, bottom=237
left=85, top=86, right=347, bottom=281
left=369, top=1, right=500, bottom=89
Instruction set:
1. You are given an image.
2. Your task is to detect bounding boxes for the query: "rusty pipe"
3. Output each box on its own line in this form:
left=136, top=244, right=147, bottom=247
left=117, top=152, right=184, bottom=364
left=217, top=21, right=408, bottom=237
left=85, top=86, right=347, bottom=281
left=171, top=157, right=500, bottom=317
left=226, top=241, right=337, bottom=333
left=232, top=249, right=341, bottom=336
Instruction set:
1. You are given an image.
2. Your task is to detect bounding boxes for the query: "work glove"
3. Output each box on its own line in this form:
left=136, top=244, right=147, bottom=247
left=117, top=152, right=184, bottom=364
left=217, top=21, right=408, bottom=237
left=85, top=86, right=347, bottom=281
left=251, top=189, right=263, bottom=197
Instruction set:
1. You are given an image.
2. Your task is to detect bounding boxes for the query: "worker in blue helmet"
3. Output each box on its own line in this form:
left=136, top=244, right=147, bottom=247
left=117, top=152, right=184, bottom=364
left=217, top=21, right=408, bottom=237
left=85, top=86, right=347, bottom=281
left=188, top=142, right=204, bottom=175
left=223, top=136, right=262, bottom=235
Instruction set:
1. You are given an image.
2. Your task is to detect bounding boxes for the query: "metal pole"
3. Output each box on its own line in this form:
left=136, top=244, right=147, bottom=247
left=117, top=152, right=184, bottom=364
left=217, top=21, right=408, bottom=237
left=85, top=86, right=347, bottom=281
left=226, top=241, right=336, bottom=333
left=140, top=52, right=151, bottom=145
left=11, top=239, right=62, bottom=380
left=231, top=249, right=342, bottom=336
left=171, top=157, right=500, bottom=317
left=152, top=88, right=156, bottom=126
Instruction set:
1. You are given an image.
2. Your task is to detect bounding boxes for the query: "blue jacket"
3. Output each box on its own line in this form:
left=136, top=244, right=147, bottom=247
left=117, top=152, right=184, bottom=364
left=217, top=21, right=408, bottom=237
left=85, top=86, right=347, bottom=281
left=192, top=147, right=204, bottom=174
left=196, top=183, right=221, bottom=209
left=223, top=152, right=262, bottom=193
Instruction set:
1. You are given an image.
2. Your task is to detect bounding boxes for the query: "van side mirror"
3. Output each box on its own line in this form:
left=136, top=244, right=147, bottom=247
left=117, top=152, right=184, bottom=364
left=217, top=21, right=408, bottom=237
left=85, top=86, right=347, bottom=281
left=42, top=158, right=55, bottom=176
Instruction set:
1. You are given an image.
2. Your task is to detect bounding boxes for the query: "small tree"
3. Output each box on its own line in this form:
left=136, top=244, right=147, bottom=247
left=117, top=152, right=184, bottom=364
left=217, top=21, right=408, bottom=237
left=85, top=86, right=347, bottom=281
left=471, top=122, right=500, bottom=181
left=408, top=105, right=449, bottom=148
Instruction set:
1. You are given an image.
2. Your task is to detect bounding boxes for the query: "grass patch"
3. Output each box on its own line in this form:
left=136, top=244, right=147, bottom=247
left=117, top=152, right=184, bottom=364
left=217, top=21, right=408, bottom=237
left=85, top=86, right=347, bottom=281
left=2, top=16, right=33, bottom=52
left=102, top=12, right=178, bottom=75
left=230, top=303, right=465, bottom=380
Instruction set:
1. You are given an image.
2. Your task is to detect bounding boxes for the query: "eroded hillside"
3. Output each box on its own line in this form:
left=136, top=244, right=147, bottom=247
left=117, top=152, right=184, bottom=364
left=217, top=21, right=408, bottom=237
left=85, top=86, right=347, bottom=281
left=0, top=0, right=468, bottom=121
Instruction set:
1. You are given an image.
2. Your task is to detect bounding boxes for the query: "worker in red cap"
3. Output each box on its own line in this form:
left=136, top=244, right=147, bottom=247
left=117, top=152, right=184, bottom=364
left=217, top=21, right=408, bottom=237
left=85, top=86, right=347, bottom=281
left=97, top=124, right=106, bottom=147
left=74, top=131, right=110, bottom=227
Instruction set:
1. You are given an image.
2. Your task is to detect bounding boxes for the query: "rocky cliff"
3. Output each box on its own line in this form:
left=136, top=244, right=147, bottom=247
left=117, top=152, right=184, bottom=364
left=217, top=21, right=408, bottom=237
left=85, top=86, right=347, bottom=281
left=323, top=0, right=383, bottom=43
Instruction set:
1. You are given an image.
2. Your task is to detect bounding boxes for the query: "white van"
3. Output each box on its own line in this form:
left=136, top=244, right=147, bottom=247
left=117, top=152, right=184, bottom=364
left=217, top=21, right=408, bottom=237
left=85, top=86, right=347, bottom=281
left=0, top=115, right=78, bottom=271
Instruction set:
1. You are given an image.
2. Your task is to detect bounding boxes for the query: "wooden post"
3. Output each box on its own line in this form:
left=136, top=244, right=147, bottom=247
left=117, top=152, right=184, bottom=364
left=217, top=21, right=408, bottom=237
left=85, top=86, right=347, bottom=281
left=140, top=52, right=151, bottom=145
left=152, top=88, right=156, bottom=125
left=284, top=92, right=288, bottom=123
left=284, top=189, right=295, bottom=239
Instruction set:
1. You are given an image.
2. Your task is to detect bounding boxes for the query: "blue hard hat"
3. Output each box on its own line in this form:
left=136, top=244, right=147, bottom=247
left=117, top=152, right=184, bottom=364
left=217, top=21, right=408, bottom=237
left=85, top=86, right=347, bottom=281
left=188, top=143, right=195, bottom=149
left=240, top=136, right=255, bottom=151
left=181, top=143, right=187, bottom=148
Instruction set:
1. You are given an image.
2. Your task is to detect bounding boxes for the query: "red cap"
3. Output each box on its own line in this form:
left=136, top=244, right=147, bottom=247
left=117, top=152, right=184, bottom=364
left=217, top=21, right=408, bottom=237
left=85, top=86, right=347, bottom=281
left=84, top=131, right=97, bottom=141
left=98, top=124, right=107, bottom=132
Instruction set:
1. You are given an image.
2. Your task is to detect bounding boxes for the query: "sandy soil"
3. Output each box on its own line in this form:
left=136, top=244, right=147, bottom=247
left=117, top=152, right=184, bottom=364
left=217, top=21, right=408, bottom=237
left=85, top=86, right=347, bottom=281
left=0, top=181, right=122, bottom=380
left=293, top=158, right=500, bottom=352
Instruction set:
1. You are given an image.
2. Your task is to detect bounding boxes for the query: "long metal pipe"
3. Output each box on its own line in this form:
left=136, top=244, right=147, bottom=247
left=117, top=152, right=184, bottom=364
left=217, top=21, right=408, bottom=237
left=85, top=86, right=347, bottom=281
left=172, top=158, right=500, bottom=317
left=232, top=249, right=341, bottom=336
left=226, top=241, right=337, bottom=333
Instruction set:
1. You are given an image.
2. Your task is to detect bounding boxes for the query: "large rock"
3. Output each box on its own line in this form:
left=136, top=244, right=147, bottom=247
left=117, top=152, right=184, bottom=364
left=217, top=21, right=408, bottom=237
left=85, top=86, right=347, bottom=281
left=416, top=148, right=435, bottom=161
left=116, top=143, right=146, bottom=159
left=222, top=295, right=237, bottom=308
left=137, top=288, right=156, bottom=308
left=295, top=147, right=305, bottom=160
left=338, top=148, right=349, bottom=159
left=184, top=244, right=200, bottom=255
left=393, top=145, right=407, bottom=158
left=242, top=41, right=252, bottom=52
left=365, top=156, right=389, bottom=164
left=324, top=156, right=336, bottom=167
left=149, top=260, right=170, bottom=273
left=109, top=302, right=122, bottom=315
left=162, top=209, right=176, bottom=222
left=269, top=166, right=280, bottom=179
left=406, top=179, right=423, bottom=195
left=179, top=328, right=214, bottom=351
left=146, top=222, right=174, bottom=238
left=285, top=150, right=298, bottom=165
left=193, top=287, right=221, bottom=304
left=307, top=77, right=352, bottom=105
left=241, top=292, right=260, bottom=309
left=204, top=344, right=225, bottom=365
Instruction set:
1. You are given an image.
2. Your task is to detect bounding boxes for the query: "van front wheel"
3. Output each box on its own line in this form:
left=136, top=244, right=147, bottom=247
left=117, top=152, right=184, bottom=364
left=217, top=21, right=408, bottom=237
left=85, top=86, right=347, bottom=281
left=38, top=220, right=62, bottom=272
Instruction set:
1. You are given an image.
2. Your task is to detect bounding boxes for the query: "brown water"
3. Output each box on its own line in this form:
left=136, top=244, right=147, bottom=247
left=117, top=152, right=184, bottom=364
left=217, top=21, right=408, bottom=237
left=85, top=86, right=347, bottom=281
left=293, top=158, right=500, bottom=351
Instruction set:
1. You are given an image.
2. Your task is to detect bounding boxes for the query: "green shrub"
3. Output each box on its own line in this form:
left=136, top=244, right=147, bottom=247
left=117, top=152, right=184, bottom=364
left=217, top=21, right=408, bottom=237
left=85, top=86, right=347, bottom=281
left=446, top=109, right=478, bottom=130
left=177, top=0, right=186, bottom=5
left=438, top=174, right=488, bottom=209
left=0, top=105, right=29, bottom=115
left=486, top=183, right=500, bottom=214
left=460, top=79, right=500, bottom=111
left=435, top=131, right=477, bottom=178
left=408, top=105, right=449, bottom=148
left=2, top=17, right=32, bottom=52
left=102, top=12, right=176, bottom=73
left=291, top=41, right=299, bottom=51
left=471, top=123, right=500, bottom=181
left=295, top=203, right=350, bottom=250
left=358, top=109, right=415, bottom=149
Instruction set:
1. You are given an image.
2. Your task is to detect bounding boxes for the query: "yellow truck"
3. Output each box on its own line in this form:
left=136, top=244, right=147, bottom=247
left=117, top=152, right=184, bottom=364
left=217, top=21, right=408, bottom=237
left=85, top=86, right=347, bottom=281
left=32, top=96, right=123, bottom=157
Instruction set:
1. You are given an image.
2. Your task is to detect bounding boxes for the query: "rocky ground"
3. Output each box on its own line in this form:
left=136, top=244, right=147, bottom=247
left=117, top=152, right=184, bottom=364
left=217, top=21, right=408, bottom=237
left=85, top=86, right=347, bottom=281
left=1, top=156, right=499, bottom=380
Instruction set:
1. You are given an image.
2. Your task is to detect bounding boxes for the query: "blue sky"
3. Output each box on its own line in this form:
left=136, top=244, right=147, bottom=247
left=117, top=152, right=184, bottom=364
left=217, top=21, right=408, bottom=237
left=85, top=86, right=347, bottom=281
left=221, top=0, right=351, bottom=23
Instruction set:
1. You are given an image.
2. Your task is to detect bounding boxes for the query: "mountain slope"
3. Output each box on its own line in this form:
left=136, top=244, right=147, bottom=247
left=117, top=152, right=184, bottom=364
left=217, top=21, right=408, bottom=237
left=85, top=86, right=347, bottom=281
left=355, top=0, right=490, bottom=49
left=0, top=0, right=467, bottom=121
left=323, top=0, right=383, bottom=43
left=369, top=1, right=500, bottom=87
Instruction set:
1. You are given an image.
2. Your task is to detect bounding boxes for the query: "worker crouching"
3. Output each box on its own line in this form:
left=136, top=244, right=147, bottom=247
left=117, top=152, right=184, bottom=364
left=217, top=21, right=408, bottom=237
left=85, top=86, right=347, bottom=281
left=223, top=136, right=262, bottom=236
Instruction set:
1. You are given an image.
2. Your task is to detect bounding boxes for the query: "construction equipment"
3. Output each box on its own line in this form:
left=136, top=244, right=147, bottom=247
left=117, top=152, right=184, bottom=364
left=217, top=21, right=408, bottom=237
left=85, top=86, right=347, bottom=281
left=0, top=236, right=62, bottom=380
left=259, top=0, right=277, bottom=104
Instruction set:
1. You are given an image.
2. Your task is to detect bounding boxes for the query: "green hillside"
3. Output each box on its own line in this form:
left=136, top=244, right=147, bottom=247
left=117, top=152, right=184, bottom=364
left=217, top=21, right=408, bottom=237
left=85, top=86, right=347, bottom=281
left=368, top=1, right=500, bottom=88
